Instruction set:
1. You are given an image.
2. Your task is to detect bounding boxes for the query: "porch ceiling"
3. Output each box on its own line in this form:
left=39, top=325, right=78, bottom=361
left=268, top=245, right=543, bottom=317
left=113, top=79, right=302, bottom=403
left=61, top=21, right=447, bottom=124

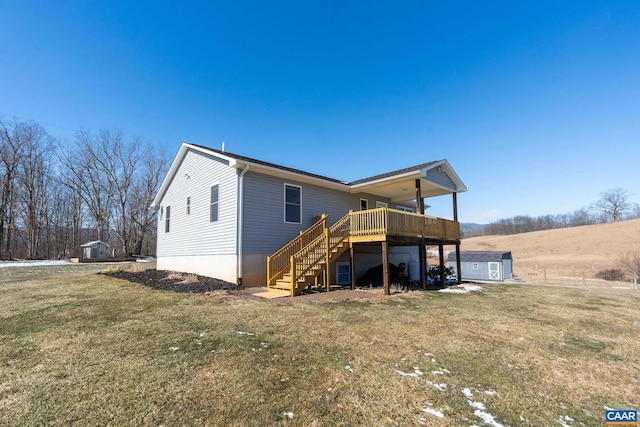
left=350, top=169, right=463, bottom=203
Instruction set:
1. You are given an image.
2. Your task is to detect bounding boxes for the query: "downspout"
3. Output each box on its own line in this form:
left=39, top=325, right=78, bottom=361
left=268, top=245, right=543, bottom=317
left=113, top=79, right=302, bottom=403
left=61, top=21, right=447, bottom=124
left=236, top=165, right=250, bottom=285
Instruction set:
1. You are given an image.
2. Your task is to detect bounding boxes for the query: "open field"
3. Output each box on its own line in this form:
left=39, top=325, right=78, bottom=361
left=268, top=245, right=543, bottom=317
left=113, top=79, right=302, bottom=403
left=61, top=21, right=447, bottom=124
left=1, top=263, right=639, bottom=426
left=461, top=218, right=640, bottom=288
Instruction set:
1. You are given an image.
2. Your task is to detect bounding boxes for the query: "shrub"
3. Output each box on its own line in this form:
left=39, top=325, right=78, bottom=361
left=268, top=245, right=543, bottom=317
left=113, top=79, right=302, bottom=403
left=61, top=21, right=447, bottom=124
left=595, top=269, right=626, bottom=281
left=179, top=274, right=199, bottom=284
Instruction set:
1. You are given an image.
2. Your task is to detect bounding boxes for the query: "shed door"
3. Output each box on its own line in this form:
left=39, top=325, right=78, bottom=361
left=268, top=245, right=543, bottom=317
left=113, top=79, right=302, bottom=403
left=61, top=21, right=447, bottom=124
left=488, top=262, right=500, bottom=280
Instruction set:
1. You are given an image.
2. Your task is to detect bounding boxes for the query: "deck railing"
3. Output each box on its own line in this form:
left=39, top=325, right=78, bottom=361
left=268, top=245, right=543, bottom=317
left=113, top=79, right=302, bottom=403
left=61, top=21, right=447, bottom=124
left=349, top=208, right=460, bottom=240
left=291, top=213, right=353, bottom=285
left=267, top=214, right=327, bottom=286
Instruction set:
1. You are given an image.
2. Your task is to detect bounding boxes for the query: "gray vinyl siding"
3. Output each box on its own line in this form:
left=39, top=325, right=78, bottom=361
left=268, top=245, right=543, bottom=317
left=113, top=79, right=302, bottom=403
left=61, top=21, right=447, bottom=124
left=156, top=148, right=237, bottom=256
left=242, top=172, right=388, bottom=254
left=426, top=168, right=456, bottom=191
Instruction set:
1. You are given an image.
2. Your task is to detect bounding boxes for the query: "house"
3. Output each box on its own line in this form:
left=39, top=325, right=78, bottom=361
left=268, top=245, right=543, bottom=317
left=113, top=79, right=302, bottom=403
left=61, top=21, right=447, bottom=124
left=81, top=240, right=109, bottom=260
left=151, top=143, right=468, bottom=296
left=447, top=251, right=513, bottom=282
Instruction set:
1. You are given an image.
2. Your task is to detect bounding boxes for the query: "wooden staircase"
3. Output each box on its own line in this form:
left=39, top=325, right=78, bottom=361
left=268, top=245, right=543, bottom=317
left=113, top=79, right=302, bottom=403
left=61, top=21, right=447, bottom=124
left=267, top=213, right=351, bottom=296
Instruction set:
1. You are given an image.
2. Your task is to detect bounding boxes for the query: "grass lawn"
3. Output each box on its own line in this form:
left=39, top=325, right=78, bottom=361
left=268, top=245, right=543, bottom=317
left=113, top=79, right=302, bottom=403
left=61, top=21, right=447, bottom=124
left=1, top=264, right=639, bottom=426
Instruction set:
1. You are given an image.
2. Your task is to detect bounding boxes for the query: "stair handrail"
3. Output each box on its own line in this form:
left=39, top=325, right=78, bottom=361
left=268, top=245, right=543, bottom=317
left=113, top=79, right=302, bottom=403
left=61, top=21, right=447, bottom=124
left=291, top=212, right=352, bottom=284
left=267, top=214, right=328, bottom=286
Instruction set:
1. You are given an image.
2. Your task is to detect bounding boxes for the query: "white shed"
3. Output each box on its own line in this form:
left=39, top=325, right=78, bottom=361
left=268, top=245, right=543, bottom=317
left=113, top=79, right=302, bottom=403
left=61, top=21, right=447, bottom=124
left=447, top=251, right=513, bottom=282
left=81, top=240, right=109, bottom=259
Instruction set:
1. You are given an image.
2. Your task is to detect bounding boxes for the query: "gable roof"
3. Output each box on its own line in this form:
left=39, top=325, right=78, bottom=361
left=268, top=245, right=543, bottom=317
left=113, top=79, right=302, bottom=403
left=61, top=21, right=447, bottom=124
left=189, top=143, right=346, bottom=185
left=152, top=142, right=467, bottom=207
left=447, top=251, right=512, bottom=262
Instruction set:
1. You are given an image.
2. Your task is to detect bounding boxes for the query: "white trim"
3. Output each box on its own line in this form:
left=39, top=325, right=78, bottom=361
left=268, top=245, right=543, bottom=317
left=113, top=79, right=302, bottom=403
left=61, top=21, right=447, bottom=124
left=284, top=183, right=302, bottom=224
left=237, top=165, right=250, bottom=284
left=349, top=170, right=422, bottom=191
left=375, top=201, right=388, bottom=209
left=488, top=262, right=500, bottom=280
left=360, top=198, right=369, bottom=210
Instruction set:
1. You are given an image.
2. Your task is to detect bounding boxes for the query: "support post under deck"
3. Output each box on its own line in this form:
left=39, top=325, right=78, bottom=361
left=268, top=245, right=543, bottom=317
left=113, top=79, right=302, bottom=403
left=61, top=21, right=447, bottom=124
left=382, top=241, right=390, bottom=295
left=419, top=244, right=427, bottom=289
left=438, top=244, right=445, bottom=288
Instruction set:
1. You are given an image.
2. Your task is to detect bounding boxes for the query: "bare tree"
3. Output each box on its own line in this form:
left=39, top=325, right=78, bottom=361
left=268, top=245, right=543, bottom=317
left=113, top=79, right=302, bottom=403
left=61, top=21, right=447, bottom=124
left=58, top=130, right=113, bottom=243
left=618, top=251, right=640, bottom=288
left=592, top=188, right=631, bottom=222
left=16, top=122, right=55, bottom=258
left=128, top=148, right=169, bottom=255
left=88, top=129, right=143, bottom=254
left=0, top=119, right=27, bottom=259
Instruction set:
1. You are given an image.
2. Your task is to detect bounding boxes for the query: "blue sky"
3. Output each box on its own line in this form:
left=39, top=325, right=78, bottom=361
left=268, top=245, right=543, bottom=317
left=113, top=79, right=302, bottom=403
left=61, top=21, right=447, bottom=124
left=1, top=1, right=639, bottom=223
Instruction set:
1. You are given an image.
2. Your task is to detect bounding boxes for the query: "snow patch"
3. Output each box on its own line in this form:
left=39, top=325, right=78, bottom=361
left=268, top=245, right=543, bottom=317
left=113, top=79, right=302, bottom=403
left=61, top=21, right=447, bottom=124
left=0, top=260, right=72, bottom=269
left=422, top=407, right=445, bottom=418
left=438, top=284, right=483, bottom=294
left=462, top=388, right=504, bottom=427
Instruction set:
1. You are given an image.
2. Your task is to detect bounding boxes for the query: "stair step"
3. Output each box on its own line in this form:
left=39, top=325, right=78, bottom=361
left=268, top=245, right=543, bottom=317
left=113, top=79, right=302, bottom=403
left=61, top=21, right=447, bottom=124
left=265, top=289, right=291, bottom=297
left=272, top=280, right=292, bottom=290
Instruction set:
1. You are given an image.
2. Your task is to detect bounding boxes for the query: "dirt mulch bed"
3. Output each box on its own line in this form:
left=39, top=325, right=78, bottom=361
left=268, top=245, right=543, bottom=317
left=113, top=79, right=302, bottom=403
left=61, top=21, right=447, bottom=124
left=105, top=269, right=239, bottom=293
left=104, top=268, right=441, bottom=303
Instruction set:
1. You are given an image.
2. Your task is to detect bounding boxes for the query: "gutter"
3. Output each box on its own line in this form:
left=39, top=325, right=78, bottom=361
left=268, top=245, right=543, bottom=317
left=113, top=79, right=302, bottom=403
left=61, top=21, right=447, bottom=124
left=236, top=164, right=250, bottom=285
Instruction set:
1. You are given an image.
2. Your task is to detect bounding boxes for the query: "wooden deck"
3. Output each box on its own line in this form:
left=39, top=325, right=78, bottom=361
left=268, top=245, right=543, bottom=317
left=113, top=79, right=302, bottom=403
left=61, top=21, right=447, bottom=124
left=266, top=208, right=460, bottom=296
left=349, top=208, right=460, bottom=243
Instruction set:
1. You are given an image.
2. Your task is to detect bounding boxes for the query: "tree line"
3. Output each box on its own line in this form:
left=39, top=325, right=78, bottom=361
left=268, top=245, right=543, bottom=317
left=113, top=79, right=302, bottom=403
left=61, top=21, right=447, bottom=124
left=465, top=188, right=640, bottom=238
left=0, top=118, right=169, bottom=260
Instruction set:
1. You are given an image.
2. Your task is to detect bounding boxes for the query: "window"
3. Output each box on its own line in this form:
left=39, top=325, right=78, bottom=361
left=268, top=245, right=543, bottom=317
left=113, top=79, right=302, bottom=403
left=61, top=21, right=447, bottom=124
left=473, top=262, right=479, bottom=270
left=397, top=206, right=414, bottom=212
left=284, top=184, right=301, bottom=223
left=165, top=206, right=171, bottom=232
left=210, top=185, right=219, bottom=222
left=186, top=197, right=191, bottom=215
left=376, top=201, right=388, bottom=209
left=336, top=262, right=351, bottom=285
left=360, top=199, right=368, bottom=210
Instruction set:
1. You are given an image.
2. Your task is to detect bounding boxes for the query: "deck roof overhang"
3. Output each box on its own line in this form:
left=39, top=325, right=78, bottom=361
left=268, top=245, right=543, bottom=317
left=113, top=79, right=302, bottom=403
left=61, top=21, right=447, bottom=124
left=348, top=161, right=467, bottom=203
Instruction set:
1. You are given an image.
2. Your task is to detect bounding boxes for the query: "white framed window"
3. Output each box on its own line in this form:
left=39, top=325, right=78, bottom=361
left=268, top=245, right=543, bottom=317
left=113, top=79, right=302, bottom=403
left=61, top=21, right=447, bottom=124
left=473, top=262, right=479, bottom=269
left=284, top=184, right=302, bottom=224
left=210, top=185, right=219, bottom=222
left=186, top=196, right=191, bottom=215
left=165, top=206, right=171, bottom=233
left=396, top=206, right=414, bottom=212
left=360, top=199, right=369, bottom=210
left=336, top=262, right=351, bottom=285
left=376, top=201, right=388, bottom=209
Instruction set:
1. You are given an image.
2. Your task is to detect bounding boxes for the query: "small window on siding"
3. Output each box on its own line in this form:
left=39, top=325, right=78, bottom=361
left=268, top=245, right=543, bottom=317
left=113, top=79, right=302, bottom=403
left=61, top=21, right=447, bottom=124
left=186, top=197, right=191, bottom=215
left=376, top=201, right=388, bottom=209
left=397, top=206, right=414, bottom=212
left=210, top=185, right=219, bottom=222
left=165, top=206, right=171, bottom=233
left=360, top=199, right=368, bottom=210
left=284, top=184, right=301, bottom=224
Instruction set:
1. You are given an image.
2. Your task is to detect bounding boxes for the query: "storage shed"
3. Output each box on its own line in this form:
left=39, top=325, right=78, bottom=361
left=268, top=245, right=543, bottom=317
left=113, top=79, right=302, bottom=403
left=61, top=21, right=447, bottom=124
left=447, top=251, right=513, bottom=282
left=81, top=240, right=109, bottom=260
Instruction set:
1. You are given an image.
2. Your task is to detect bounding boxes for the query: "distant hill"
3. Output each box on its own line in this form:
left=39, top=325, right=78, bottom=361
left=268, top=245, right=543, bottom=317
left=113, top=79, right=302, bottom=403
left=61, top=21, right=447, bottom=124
left=460, top=223, right=486, bottom=234
left=460, top=218, right=640, bottom=285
